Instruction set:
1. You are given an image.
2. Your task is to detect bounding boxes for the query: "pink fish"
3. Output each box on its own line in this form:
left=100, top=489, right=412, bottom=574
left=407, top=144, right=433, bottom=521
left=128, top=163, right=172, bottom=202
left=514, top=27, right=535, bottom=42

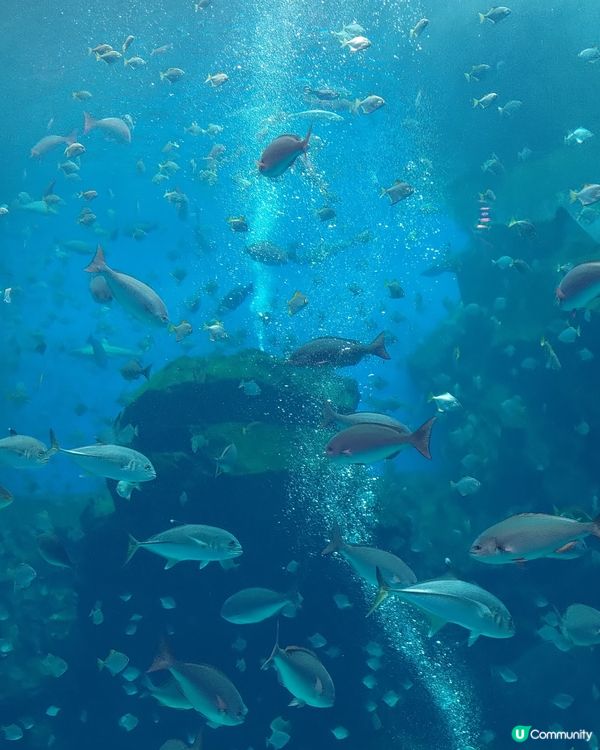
left=258, top=126, right=311, bottom=178
left=83, top=112, right=131, bottom=143
left=30, top=130, right=77, bottom=158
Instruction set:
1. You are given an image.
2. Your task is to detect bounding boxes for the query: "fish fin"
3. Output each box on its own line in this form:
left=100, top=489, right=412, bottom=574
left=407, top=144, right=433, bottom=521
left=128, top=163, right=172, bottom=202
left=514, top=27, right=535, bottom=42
left=569, top=190, right=578, bottom=204
left=84, top=245, right=107, bottom=273
left=554, top=541, right=579, bottom=555
left=65, top=129, right=78, bottom=145
left=315, top=676, right=323, bottom=694
left=124, top=534, right=140, bottom=565
left=472, top=98, right=479, bottom=108
left=97, top=658, right=105, bottom=671
left=386, top=451, right=401, bottom=460
left=409, top=416, right=437, bottom=459
left=189, top=537, right=209, bottom=547
left=49, top=429, right=60, bottom=455
left=321, top=523, right=344, bottom=555
left=426, top=614, right=447, bottom=638
left=591, top=513, right=600, bottom=538
left=83, top=111, right=96, bottom=135
left=320, top=400, right=338, bottom=428
left=8, top=428, right=17, bottom=436
left=288, top=698, right=305, bottom=708
left=261, top=620, right=280, bottom=671
left=142, top=365, right=152, bottom=380
left=215, top=694, right=227, bottom=713
left=219, top=559, right=238, bottom=570
left=367, top=567, right=390, bottom=617
left=147, top=639, right=174, bottom=673
left=478, top=12, right=485, bottom=23
left=302, top=124, right=312, bottom=149
left=467, top=632, right=480, bottom=647
left=198, top=560, right=210, bottom=569
left=164, top=559, right=179, bottom=570
left=190, top=731, right=203, bottom=750
left=369, top=332, right=390, bottom=360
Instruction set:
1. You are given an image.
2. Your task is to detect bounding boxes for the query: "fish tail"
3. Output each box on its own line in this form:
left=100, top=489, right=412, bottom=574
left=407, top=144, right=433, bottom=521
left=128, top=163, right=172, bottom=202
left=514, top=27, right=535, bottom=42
left=464, top=72, right=471, bottom=82
left=83, top=111, right=96, bottom=135
left=147, top=638, right=174, bottom=673
left=65, top=129, right=78, bottom=145
left=142, top=365, right=152, bottom=380
left=321, top=523, right=344, bottom=555
left=320, top=401, right=338, bottom=428
left=261, top=620, right=280, bottom=671
left=369, top=332, right=391, bottom=360
left=478, top=12, right=486, bottom=23
left=592, top=513, right=600, bottom=538
left=409, top=416, right=437, bottom=460
left=569, top=190, right=578, bottom=204
left=97, top=658, right=105, bottom=671
left=303, top=124, right=312, bottom=149
left=84, top=245, right=107, bottom=273
left=367, top=567, right=390, bottom=617
left=49, top=429, right=60, bottom=455
left=350, top=98, right=361, bottom=115
left=125, top=534, right=140, bottom=565
left=472, top=98, right=479, bottom=108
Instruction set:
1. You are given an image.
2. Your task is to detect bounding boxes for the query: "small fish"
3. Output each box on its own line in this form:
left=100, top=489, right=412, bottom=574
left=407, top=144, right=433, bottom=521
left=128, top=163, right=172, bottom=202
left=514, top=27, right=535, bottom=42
left=341, top=35, right=371, bottom=53
left=569, top=184, right=600, bottom=207
left=160, top=67, right=185, bottom=83
left=239, top=380, right=261, bottom=396
left=37, top=533, right=73, bottom=568
left=560, top=603, right=600, bottom=647
left=409, top=18, right=429, bottom=39
left=120, top=359, right=151, bottom=381
left=0, top=485, right=13, bottom=508
left=258, top=127, right=311, bottom=178
left=150, top=43, right=173, bottom=56
left=508, top=219, right=535, bottom=237
left=169, top=320, right=193, bottom=342
left=428, top=392, right=461, bottom=412
left=497, top=100, right=522, bottom=117
left=287, top=290, right=308, bottom=315
left=205, top=72, right=228, bottom=87
left=72, top=90, right=93, bottom=101
left=386, top=280, right=405, bottom=298
left=226, top=215, right=249, bottom=232
left=316, top=206, right=336, bottom=221
left=578, top=46, right=600, bottom=63
left=98, top=649, right=129, bottom=676
left=380, top=180, right=414, bottom=204
left=122, top=34, right=135, bottom=53
left=291, top=109, right=344, bottom=122
left=470, top=512, right=600, bottom=564
left=124, top=56, right=147, bottom=69
left=557, top=325, right=580, bottom=344
left=0, top=429, right=57, bottom=469
left=126, top=523, right=243, bottom=569
left=12, top=563, right=37, bottom=591
left=204, top=320, right=229, bottom=341
left=65, top=142, right=86, bottom=158
left=478, top=6, right=511, bottom=24
left=564, top=127, right=593, bottom=145
left=540, top=336, right=562, bottom=370
left=352, top=95, right=386, bottom=114
left=464, top=64, right=491, bottom=83
left=450, top=476, right=481, bottom=496
left=472, top=93, right=498, bottom=109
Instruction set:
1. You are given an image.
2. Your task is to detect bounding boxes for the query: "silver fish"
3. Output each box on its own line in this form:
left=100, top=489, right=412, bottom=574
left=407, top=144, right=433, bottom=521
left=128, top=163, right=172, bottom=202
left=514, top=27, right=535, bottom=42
left=560, top=604, right=600, bottom=647
left=470, top=513, right=600, bottom=564
left=53, top=433, right=155, bottom=482
left=221, top=588, right=303, bottom=624
left=0, top=429, right=57, bottom=469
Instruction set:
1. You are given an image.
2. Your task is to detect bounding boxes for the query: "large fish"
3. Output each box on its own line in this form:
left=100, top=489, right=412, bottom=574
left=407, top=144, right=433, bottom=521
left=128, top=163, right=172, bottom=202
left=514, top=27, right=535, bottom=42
left=216, top=282, right=254, bottom=314
left=126, top=523, right=243, bottom=569
left=30, top=130, right=77, bottom=158
left=148, top=643, right=247, bottom=726
left=52, top=432, right=155, bottom=482
left=556, top=262, right=600, bottom=311
left=261, top=624, right=335, bottom=707
left=371, top=571, right=515, bottom=645
left=0, top=429, right=57, bottom=469
left=288, top=332, right=390, bottom=367
left=83, top=112, right=131, bottom=143
left=244, top=241, right=292, bottom=265
left=143, top=675, right=193, bottom=710
left=470, top=512, right=600, bottom=564
left=321, top=401, right=409, bottom=430
left=325, top=417, right=436, bottom=463
left=322, top=524, right=416, bottom=588
left=258, top=126, right=311, bottom=178
left=85, top=246, right=169, bottom=327
left=220, top=587, right=303, bottom=624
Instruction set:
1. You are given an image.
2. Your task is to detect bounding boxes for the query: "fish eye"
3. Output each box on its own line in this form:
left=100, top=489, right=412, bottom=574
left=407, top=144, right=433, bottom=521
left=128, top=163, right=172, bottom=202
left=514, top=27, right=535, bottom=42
left=228, top=540, right=238, bottom=547
left=144, top=463, right=152, bottom=470
left=471, top=544, right=481, bottom=552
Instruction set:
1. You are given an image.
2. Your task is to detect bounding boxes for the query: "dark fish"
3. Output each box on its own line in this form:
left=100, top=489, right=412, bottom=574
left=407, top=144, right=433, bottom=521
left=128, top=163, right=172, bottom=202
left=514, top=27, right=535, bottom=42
left=321, top=402, right=409, bottom=430
left=37, top=533, right=73, bottom=569
left=556, top=262, right=600, bottom=311
left=244, top=241, right=293, bottom=265
left=87, top=335, right=108, bottom=368
left=288, top=332, right=390, bottom=367
left=258, top=126, right=311, bottom=178
left=325, top=418, right=436, bottom=463
left=120, top=359, right=152, bottom=381
left=217, top=283, right=254, bottom=314
left=304, top=86, right=340, bottom=100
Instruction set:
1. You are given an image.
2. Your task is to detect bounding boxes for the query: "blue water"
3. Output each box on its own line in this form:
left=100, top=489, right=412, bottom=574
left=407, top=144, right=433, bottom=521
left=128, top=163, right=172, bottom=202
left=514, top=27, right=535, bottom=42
left=2, top=0, right=600, bottom=748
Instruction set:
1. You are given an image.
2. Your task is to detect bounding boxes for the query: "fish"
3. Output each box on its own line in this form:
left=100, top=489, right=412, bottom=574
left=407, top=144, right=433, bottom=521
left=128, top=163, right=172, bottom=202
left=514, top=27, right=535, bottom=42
left=464, top=64, right=491, bottom=82
left=290, top=110, right=344, bottom=122
left=428, top=392, right=461, bottom=412
left=371, top=570, right=515, bottom=645
left=321, top=402, right=411, bottom=431
left=497, top=99, right=522, bottom=117
left=30, top=130, right=77, bottom=158
left=261, top=624, right=335, bottom=707
left=556, top=262, right=600, bottom=310
left=160, top=67, right=185, bottom=83
left=204, top=320, right=229, bottom=341
left=124, top=56, right=147, bottom=69
left=380, top=180, right=414, bottom=204
left=324, top=417, right=436, bottom=463
left=64, top=142, right=85, bottom=158
left=287, top=291, right=308, bottom=315
left=322, top=524, right=416, bottom=588
left=53, top=434, right=156, bottom=482
left=245, top=241, right=293, bottom=265
left=316, top=206, right=336, bottom=221
left=0, top=429, right=57, bottom=469
left=226, top=216, right=248, bottom=232
left=37, top=533, right=73, bottom=568
left=98, top=649, right=129, bottom=676
left=148, top=642, right=247, bottom=726
left=560, top=604, right=600, bottom=647
left=578, top=46, right=600, bottom=63
left=386, top=280, right=405, bottom=298
left=352, top=95, right=386, bottom=114
left=258, top=126, right=311, bottom=178
left=478, top=6, right=511, bottom=24
left=217, top=283, right=254, bottom=314
left=472, top=93, right=498, bottom=109
left=120, top=359, right=152, bottom=381
left=169, top=320, right=193, bottom=342
left=221, top=588, right=303, bottom=624
left=508, top=219, right=535, bottom=237
left=83, top=112, right=131, bottom=143
left=409, top=18, right=429, bottom=39
left=341, top=36, right=371, bottom=53
left=569, top=184, right=600, bottom=206
left=72, top=90, right=93, bottom=100
left=144, top=675, right=193, bottom=710
left=565, top=127, right=594, bottom=145
left=303, top=86, right=339, bottom=100
left=288, top=332, right=390, bottom=367
left=469, top=512, right=600, bottom=564
left=85, top=246, right=169, bottom=327
left=126, top=523, right=243, bottom=568
left=450, top=476, right=481, bottom=496
left=0, top=485, right=13, bottom=508
left=205, top=72, right=228, bottom=87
